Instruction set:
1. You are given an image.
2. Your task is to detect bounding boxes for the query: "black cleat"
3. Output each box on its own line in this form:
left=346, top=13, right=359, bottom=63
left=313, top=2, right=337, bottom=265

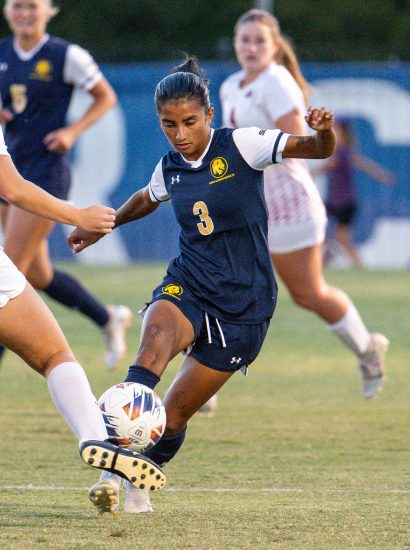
left=80, top=440, right=166, bottom=491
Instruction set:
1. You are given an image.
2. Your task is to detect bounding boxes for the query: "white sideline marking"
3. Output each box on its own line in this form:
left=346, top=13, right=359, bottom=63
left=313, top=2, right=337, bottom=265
left=1, top=484, right=408, bottom=494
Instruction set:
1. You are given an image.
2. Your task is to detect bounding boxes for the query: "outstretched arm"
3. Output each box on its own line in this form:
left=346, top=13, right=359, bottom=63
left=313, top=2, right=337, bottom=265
left=353, top=153, right=396, bottom=185
left=283, top=107, right=336, bottom=160
left=0, top=155, right=115, bottom=233
left=68, top=185, right=159, bottom=253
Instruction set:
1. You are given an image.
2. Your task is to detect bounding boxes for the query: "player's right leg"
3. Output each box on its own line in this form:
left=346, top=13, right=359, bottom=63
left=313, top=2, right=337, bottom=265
left=2, top=205, right=131, bottom=370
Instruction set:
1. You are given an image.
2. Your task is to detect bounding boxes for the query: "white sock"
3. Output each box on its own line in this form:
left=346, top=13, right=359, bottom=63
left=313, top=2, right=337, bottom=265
left=327, top=302, right=371, bottom=356
left=47, top=362, right=108, bottom=443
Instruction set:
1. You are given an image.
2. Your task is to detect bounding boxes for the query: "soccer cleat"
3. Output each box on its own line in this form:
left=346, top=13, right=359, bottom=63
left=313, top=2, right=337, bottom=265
left=124, top=481, right=153, bottom=513
left=80, top=440, right=166, bottom=491
left=358, top=333, right=390, bottom=399
left=198, top=394, right=218, bottom=417
left=101, top=305, right=133, bottom=370
left=88, top=477, right=120, bottom=515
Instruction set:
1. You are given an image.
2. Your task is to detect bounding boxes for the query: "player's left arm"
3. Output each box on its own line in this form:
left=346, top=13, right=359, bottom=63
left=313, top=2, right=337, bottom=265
left=283, top=107, right=336, bottom=160
left=44, top=77, right=117, bottom=153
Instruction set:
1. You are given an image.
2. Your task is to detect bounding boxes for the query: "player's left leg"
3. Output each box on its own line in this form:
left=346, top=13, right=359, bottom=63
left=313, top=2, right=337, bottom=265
left=271, top=244, right=388, bottom=397
left=0, top=283, right=162, bottom=495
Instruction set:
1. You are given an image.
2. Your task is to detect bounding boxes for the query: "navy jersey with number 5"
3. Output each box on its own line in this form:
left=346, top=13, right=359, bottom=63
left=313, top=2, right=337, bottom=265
left=0, top=35, right=102, bottom=199
left=149, top=127, right=289, bottom=324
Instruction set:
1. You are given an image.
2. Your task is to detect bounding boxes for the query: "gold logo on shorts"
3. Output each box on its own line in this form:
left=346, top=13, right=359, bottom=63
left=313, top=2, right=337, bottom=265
left=161, top=284, right=183, bottom=300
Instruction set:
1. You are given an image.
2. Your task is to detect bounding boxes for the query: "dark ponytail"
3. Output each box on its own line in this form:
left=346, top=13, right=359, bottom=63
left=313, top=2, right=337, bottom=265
left=155, top=55, right=210, bottom=112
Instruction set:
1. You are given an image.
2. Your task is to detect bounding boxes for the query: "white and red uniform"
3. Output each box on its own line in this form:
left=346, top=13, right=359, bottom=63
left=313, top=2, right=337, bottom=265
left=220, top=62, right=327, bottom=253
left=0, top=128, right=26, bottom=307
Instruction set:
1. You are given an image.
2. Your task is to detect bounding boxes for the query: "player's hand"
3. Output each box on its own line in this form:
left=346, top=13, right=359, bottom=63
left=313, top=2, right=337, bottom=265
left=68, top=227, right=104, bottom=254
left=305, top=107, right=334, bottom=131
left=43, top=127, right=77, bottom=152
left=78, top=205, right=116, bottom=234
left=0, top=108, right=14, bottom=123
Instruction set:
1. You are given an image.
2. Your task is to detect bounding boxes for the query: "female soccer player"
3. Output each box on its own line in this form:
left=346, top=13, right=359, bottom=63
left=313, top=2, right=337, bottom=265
left=0, top=128, right=164, bottom=495
left=69, top=56, right=336, bottom=514
left=318, top=118, right=395, bottom=268
left=0, top=0, right=131, bottom=370
left=219, top=9, right=389, bottom=403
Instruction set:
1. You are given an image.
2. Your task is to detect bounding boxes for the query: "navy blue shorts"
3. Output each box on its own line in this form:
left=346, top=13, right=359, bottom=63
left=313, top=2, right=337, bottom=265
left=1, top=150, right=71, bottom=205
left=326, top=203, right=357, bottom=226
left=149, top=276, right=270, bottom=373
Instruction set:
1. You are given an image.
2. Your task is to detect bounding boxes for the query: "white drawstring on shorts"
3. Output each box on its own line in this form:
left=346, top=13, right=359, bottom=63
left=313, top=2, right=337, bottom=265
left=204, top=312, right=227, bottom=348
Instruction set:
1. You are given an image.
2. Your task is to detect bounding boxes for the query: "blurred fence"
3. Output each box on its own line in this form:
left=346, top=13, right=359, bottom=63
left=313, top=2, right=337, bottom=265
left=50, top=61, right=410, bottom=269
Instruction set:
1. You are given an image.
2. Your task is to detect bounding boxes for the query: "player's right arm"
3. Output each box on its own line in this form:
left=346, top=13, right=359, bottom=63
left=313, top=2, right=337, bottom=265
left=68, top=185, right=160, bottom=254
left=68, top=159, right=166, bottom=254
left=0, top=154, right=115, bottom=233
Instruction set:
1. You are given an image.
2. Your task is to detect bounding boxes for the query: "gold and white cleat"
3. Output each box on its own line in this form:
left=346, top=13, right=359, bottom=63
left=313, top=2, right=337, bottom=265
left=359, top=333, right=390, bottom=399
left=88, top=478, right=120, bottom=515
left=80, top=440, right=166, bottom=491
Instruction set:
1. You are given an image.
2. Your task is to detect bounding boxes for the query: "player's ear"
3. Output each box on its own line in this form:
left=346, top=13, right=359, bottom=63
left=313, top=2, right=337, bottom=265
left=206, top=106, right=214, bottom=125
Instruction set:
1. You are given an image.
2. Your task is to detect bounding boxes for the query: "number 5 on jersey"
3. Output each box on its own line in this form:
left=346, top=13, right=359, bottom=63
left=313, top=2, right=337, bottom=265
left=193, top=201, right=214, bottom=236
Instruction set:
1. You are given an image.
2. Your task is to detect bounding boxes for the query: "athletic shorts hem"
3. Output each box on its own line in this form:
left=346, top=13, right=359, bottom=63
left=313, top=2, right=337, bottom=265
left=189, top=349, right=246, bottom=373
left=268, top=215, right=327, bottom=254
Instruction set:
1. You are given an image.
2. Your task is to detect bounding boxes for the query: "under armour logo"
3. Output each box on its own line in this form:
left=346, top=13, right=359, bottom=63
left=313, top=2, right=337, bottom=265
left=171, top=175, right=180, bottom=185
left=230, top=357, right=242, bottom=364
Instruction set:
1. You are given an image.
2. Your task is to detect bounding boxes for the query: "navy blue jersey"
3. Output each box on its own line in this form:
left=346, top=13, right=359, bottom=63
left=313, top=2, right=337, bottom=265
left=0, top=36, right=74, bottom=159
left=149, top=127, right=289, bottom=324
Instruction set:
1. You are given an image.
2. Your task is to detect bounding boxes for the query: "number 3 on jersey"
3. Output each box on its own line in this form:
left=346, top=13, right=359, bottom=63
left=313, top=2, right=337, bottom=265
left=193, top=201, right=214, bottom=236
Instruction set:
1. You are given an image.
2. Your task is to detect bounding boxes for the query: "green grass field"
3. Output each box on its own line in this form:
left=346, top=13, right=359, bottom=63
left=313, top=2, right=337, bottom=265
left=1, top=264, right=409, bottom=549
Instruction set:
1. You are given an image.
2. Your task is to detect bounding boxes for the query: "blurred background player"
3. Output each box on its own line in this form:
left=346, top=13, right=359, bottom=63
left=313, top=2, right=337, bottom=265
left=68, top=56, right=337, bottom=514
left=0, top=0, right=132, bottom=370
left=316, top=117, right=396, bottom=268
left=215, top=9, right=389, bottom=409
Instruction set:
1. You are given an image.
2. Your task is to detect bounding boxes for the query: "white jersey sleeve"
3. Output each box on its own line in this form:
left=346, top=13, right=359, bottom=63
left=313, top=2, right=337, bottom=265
left=64, top=44, right=103, bottom=91
left=148, top=160, right=170, bottom=202
left=233, top=127, right=289, bottom=170
left=0, top=127, right=10, bottom=157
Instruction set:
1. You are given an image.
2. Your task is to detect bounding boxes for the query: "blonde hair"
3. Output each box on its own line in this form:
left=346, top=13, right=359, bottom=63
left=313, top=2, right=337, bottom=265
left=234, top=9, right=310, bottom=105
left=4, top=0, right=59, bottom=18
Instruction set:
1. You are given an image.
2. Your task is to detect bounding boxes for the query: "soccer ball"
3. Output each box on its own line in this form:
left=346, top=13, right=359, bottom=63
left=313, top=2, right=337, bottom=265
left=98, top=382, right=166, bottom=452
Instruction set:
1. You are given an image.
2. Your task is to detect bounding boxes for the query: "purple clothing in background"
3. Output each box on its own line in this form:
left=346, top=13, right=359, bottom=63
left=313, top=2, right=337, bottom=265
left=326, top=147, right=356, bottom=209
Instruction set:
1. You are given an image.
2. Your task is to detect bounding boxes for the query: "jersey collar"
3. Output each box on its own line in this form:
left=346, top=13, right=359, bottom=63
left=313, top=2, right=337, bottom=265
left=181, top=128, right=215, bottom=168
left=13, top=34, right=50, bottom=61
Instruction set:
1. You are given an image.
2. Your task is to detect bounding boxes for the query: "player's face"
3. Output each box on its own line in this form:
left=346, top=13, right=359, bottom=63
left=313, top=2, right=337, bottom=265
left=4, top=0, right=51, bottom=39
left=234, top=21, right=278, bottom=76
left=158, top=100, right=214, bottom=161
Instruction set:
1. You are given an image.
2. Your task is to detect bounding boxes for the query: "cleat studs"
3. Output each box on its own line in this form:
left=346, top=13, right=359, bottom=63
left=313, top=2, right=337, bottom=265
left=139, top=484, right=145, bottom=489
left=132, top=460, right=138, bottom=467
left=142, top=463, right=148, bottom=470
left=131, top=476, right=136, bottom=482
left=102, top=452, right=109, bottom=459
left=156, top=474, right=161, bottom=480
left=149, top=468, right=155, bottom=475
left=90, top=448, right=97, bottom=455
left=141, top=474, right=146, bottom=480
left=100, top=460, right=106, bottom=467
left=88, top=458, right=94, bottom=464
left=150, top=485, right=155, bottom=491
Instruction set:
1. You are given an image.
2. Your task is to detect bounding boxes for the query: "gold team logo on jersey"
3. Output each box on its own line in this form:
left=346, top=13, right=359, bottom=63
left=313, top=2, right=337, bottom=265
left=161, top=284, right=183, bottom=300
left=31, top=59, right=53, bottom=81
left=210, top=157, right=228, bottom=179
left=209, top=156, right=235, bottom=185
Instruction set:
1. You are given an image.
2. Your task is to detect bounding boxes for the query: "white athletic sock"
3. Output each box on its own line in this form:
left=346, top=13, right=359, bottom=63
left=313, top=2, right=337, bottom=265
left=327, top=302, right=371, bottom=357
left=47, top=362, right=108, bottom=443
